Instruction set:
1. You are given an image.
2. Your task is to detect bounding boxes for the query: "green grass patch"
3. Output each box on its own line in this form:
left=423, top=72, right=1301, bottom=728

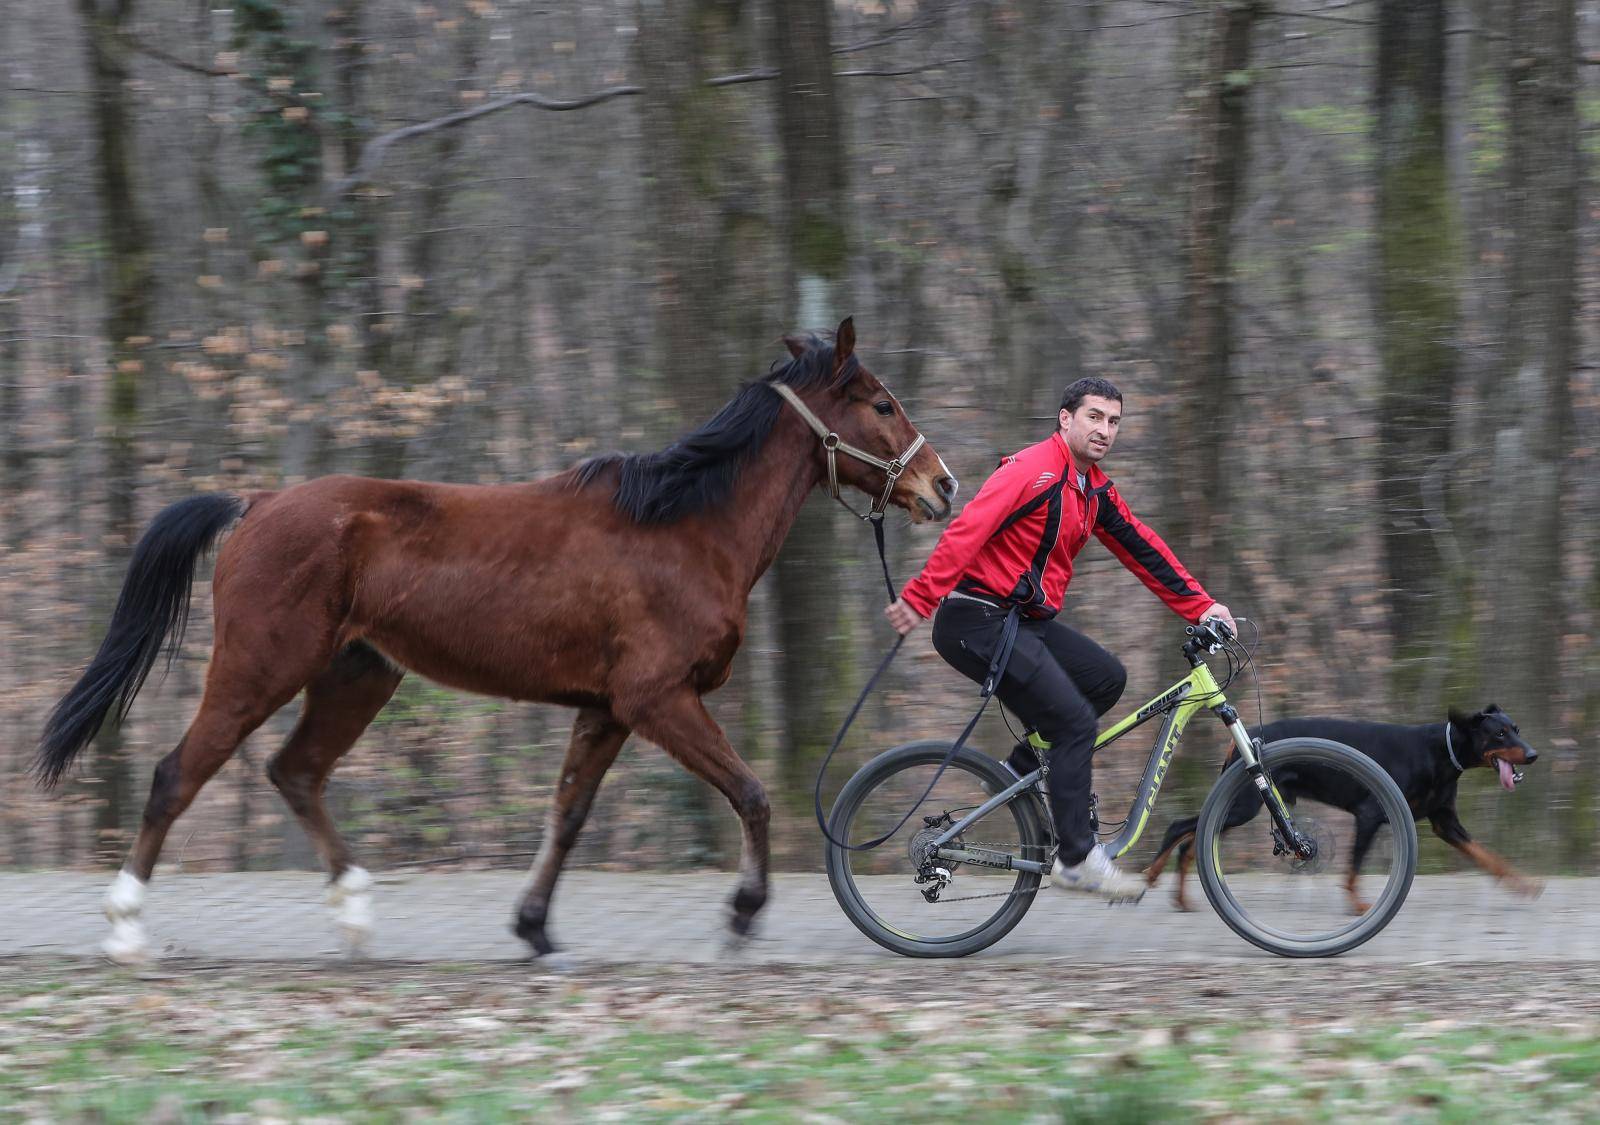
left=2, top=966, right=1598, bottom=1122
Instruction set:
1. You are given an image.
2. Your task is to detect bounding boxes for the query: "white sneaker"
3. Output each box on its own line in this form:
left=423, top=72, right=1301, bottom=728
left=1050, top=844, right=1146, bottom=904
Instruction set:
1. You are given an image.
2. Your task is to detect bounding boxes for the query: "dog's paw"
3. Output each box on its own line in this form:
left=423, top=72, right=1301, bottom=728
left=1509, top=876, right=1545, bottom=901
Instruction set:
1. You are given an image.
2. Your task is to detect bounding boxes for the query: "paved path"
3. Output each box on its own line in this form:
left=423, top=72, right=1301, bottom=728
left=0, top=871, right=1592, bottom=964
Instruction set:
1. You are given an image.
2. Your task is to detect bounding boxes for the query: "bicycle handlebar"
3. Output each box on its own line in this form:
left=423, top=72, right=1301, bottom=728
left=1183, top=618, right=1236, bottom=656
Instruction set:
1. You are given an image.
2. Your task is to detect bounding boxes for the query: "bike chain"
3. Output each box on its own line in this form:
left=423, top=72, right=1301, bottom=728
left=922, top=840, right=1053, bottom=904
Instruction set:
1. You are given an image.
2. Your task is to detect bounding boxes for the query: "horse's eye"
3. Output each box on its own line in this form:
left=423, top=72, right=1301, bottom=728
left=874, top=401, right=894, bottom=417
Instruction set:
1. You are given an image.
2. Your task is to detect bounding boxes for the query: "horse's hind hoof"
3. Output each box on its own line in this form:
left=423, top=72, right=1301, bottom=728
left=534, top=950, right=579, bottom=974
left=328, top=867, right=374, bottom=956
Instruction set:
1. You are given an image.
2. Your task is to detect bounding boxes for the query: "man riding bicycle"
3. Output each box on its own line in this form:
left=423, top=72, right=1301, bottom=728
left=884, top=377, right=1234, bottom=903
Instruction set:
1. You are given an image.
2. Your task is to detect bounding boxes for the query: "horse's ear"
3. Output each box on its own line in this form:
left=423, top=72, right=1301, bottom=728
left=834, top=317, right=855, bottom=364
left=782, top=335, right=808, bottom=359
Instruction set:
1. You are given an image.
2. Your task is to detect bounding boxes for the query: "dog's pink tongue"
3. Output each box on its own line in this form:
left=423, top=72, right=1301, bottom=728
left=1497, top=758, right=1515, bottom=791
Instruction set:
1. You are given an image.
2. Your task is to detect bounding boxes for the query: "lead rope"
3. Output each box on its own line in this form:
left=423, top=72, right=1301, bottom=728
left=812, top=519, right=1020, bottom=853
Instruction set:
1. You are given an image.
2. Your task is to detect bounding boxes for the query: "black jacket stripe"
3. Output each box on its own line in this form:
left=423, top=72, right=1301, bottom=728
left=1025, top=482, right=1065, bottom=591
left=996, top=479, right=1060, bottom=534
left=1094, top=491, right=1200, bottom=597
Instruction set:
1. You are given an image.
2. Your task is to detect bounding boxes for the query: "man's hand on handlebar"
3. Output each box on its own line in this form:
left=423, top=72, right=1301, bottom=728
left=1200, top=603, right=1236, bottom=637
left=884, top=598, right=924, bottom=636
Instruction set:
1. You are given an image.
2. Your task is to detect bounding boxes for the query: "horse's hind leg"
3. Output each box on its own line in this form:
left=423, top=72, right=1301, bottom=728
left=107, top=658, right=312, bottom=963
left=513, top=708, right=630, bottom=959
left=620, top=689, right=770, bottom=943
left=266, top=642, right=404, bottom=954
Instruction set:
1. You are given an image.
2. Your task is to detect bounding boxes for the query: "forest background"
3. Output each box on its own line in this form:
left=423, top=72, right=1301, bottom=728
left=1, top=0, right=1596, bottom=879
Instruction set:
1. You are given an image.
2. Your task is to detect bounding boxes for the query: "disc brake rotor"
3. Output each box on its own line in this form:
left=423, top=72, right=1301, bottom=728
left=1282, top=813, right=1334, bottom=873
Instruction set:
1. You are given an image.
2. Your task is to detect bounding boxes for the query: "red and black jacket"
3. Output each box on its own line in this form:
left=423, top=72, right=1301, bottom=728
left=900, top=431, right=1215, bottom=622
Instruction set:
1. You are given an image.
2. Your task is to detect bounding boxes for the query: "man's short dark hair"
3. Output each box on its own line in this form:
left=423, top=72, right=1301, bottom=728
left=1060, top=377, right=1123, bottom=414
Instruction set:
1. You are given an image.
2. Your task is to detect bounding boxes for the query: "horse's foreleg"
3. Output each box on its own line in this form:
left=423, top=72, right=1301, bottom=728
left=267, top=642, right=403, bottom=955
left=513, top=708, right=630, bottom=959
left=623, top=690, right=770, bottom=940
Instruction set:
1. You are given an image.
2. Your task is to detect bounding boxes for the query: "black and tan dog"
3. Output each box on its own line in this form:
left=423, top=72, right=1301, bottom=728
left=1145, top=705, right=1541, bottom=912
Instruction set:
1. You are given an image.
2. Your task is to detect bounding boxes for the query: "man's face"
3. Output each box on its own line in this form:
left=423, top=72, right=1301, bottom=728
left=1058, top=395, right=1121, bottom=465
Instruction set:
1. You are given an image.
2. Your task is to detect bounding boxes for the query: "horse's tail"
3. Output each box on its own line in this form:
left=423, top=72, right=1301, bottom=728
left=35, top=493, right=248, bottom=789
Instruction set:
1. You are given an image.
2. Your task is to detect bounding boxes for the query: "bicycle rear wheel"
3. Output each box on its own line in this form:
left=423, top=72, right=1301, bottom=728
left=1195, top=737, right=1417, bottom=957
left=824, top=740, right=1050, bottom=958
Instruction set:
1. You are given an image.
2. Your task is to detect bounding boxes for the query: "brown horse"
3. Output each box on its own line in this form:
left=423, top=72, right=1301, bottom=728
left=36, top=318, right=955, bottom=963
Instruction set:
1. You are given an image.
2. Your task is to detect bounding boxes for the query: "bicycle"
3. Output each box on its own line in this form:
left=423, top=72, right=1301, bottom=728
left=823, top=619, right=1418, bottom=958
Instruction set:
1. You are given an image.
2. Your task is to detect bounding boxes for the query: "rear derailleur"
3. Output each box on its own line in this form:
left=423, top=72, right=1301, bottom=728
left=912, top=812, right=957, bottom=902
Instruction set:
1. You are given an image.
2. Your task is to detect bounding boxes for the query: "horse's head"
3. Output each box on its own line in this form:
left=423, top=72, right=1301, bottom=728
left=780, top=318, right=957, bottom=523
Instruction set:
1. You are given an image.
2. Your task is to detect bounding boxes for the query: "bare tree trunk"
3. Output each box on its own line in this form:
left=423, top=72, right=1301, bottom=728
left=634, top=0, right=778, bottom=862
left=1375, top=0, right=1460, bottom=707
left=1160, top=1, right=1260, bottom=804
left=1490, top=0, right=1576, bottom=729
left=1175, top=1, right=1261, bottom=600
left=1031, top=0, right=1100, bottom=412
left=770, top=0, right=852, bottom=835
left=78, top=0, right=154, bottom=865
left=1488, top=0, right=1577, bottom=849
left=973, top=2, right=1036, bottom=451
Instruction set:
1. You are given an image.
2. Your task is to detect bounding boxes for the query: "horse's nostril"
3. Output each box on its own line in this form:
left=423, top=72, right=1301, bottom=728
left=936, top=475, right=959, bottom=502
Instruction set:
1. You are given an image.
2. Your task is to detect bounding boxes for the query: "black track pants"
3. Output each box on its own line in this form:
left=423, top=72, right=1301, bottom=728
left=931, top=598, right=1126, bottom=866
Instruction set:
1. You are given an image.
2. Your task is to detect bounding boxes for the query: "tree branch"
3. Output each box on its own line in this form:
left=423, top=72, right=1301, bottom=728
left=118, top=33, right=237, bottom=78
left=330, top=58, right=977, bottom=198
left=836, top=57, right=975, bottom=79
left=329, top=85, right=642, bottom=197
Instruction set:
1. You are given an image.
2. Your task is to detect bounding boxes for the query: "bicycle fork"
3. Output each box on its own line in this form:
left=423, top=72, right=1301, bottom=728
left=1219, top=704, right=1316, bottom=862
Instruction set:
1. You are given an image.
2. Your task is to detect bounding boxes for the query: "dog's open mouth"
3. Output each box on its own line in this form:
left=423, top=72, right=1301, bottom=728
left=1494, top=757, right=1525, bottom=791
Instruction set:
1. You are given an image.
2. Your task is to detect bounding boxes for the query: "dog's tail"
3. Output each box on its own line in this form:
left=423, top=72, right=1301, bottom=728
left=35, top=493, right=247, bottom=789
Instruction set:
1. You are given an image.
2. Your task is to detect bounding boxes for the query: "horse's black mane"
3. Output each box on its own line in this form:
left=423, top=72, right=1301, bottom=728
left=575, top=337, right=862, bottom=524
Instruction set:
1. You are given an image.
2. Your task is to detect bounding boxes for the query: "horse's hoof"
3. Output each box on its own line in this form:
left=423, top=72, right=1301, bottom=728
left=724, top=909, right=762, bottom=955
left=103, top=871, right=151, bottom=965
left=538, top=950, right=579, bottom=974
left=328, top=867, right=374, bottom=956
left=722, top=929, right=755, bottom=958
left=103, top=921, right=151, bottom=966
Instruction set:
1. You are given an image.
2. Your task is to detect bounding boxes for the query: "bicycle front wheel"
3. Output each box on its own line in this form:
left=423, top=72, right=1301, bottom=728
left=1196, top=737, right=1417, bottom=958
left=825, top=740, right=1050, bottom=958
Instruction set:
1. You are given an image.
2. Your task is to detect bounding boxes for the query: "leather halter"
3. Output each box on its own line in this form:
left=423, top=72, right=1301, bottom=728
left=770, top=382, right=926, bottom=521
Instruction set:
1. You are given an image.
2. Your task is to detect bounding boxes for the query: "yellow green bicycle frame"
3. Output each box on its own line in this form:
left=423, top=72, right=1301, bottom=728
left=928, top=655, right=1271, bottom=872
left=1093, top=660, right=1233, bottom=859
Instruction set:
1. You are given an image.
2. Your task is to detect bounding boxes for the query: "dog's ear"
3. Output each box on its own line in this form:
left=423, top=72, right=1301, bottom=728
left=1485, top=702, right=1503, bottom=715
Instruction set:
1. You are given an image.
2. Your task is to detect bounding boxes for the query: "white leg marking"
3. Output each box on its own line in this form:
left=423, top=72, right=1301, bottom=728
left=327, top=866, right=374, bottom=954
left=103, top=870, right=150, bottom=965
